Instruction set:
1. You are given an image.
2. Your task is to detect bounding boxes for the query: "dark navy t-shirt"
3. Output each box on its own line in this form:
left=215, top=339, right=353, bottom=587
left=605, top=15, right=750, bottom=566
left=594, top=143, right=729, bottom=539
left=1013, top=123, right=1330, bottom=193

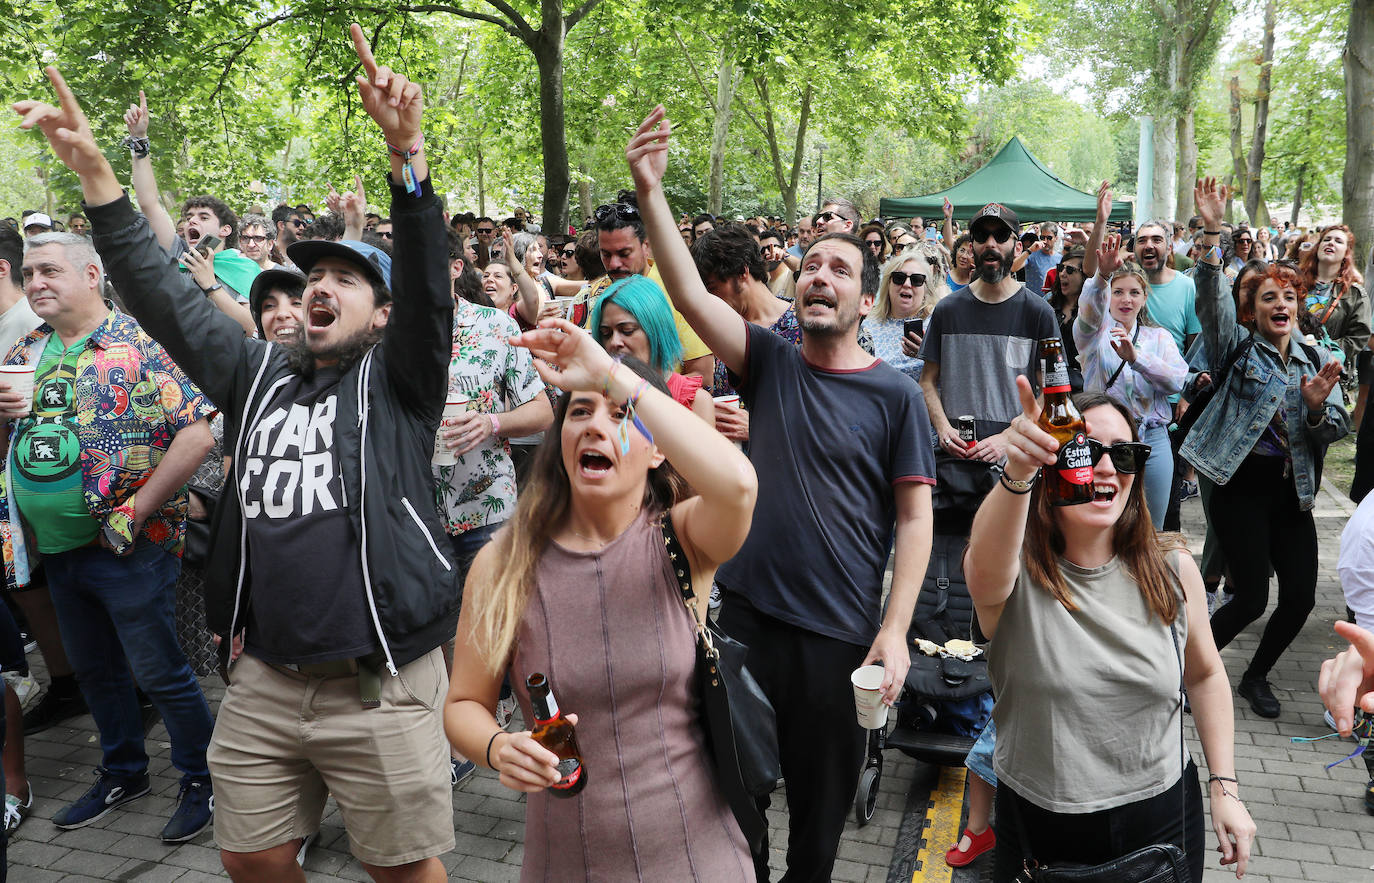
left=717, top=323, right=936, bottom=645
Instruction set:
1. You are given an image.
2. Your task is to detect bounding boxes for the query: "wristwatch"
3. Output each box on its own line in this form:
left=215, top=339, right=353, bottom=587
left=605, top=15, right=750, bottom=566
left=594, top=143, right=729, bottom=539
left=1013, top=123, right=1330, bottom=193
left=999, top=469, right=1039, bottom=494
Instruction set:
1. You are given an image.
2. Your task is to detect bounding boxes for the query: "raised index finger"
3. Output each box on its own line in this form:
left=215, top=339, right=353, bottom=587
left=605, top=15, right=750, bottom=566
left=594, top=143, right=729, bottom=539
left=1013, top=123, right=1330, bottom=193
left=44, top=66, right=83, bottom=116
left=350, top=24, right=379, bottom=78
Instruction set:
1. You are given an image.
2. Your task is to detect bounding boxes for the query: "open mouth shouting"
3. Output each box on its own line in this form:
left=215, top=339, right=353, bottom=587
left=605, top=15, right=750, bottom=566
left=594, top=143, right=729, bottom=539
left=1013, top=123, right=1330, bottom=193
left=306, top=297, right=339, bottom=332
left=576, top=447, right=615, bottom=479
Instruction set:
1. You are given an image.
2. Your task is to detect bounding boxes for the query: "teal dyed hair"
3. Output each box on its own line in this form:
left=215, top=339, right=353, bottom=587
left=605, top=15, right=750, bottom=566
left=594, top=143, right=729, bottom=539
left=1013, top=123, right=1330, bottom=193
left=589, top=275, right=683, bottom=374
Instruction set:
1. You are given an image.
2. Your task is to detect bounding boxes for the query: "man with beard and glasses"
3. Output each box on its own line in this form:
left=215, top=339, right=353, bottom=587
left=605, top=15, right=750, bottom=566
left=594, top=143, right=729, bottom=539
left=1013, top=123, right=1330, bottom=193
left=16, top=27, right=461, bottom=881
left=628, top=105, right=935, bottom=883
left=757, top=227, right=795, bottom=296
left=271, top=204, right=304, bottom=269
left=920, top=203, right=1059, bottom=462
left=814, top=197, right=859, bottom=235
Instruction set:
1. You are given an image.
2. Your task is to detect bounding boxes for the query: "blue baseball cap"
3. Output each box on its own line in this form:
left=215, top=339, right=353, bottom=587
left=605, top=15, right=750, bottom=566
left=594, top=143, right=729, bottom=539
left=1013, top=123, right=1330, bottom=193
left=287, top=239, right=393, bottom=291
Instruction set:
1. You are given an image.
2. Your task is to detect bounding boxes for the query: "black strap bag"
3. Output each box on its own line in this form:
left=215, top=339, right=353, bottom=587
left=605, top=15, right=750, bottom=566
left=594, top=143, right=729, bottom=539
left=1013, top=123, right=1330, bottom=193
left=661, top=513, right=779, bottom=852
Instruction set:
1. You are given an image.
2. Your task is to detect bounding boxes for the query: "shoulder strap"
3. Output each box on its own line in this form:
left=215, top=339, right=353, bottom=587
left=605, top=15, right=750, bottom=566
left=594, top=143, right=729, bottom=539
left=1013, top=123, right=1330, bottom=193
left=660, top=511, right=694, bottom=605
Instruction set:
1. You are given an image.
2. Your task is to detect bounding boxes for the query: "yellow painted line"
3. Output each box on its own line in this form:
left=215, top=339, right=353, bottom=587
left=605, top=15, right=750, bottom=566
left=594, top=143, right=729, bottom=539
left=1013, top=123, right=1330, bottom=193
left=912, top=765, right=966, bottom=883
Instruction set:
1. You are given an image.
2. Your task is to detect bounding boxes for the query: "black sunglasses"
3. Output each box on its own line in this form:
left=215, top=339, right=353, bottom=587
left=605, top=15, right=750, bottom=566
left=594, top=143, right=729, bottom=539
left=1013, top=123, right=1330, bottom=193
left=1087, top=438, right=1151, bottom=474
left=890, top=271, right=926, bottom=287
left=1236, top=238, right=1252, bottom=245
left=971, top=226, right=1014, bottom=244
left=561, top=247, right=577, bottom=258
left=476, top=227, right=495, bottom=234
left=1058, top=264, right=1081, bottom=276
left=378, top=231, right=393, bottom=239
left=1040, top=234, right=1055, bottom=241
left=815, top=211, right=839, bottom=224
left=594, top=203, right=640, bottom=224
left=289, top=219, right=307, bottom=228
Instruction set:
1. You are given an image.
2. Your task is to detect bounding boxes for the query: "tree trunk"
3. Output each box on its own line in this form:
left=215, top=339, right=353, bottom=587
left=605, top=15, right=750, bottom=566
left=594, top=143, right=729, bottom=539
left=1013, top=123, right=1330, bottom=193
left=1290, top=164, right=1306, bottom=226
left=707, top=43, right=739, bottom=217
left=1344, top=0, right=1374, bottom=273
left=577, top=163, right=592, bottom=231
left=1244, top=0, right=1276, bottom=227
left=1176, top=108, right=1197, bottom=223
left=533, top=8, right=570, bottom=235
left=752, top=77, right=810, bottom=224
left=1151, top=114, right=1177, bottom=222
left=1228, top=76, right=1247, bottom=213
left=1223, top=172, right=1235, bottom=224
left=476, top=146, right=485, bottom=218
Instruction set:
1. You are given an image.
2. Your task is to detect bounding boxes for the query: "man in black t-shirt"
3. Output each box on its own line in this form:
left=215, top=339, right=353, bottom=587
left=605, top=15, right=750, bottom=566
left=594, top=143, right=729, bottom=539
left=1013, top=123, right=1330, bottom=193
left=628, top=107, right=935, bottom=883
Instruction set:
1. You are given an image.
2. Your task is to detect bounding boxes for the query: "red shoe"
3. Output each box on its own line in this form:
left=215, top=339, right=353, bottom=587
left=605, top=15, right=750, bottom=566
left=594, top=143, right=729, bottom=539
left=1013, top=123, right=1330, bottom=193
left=945, top=825, right=996, bottom=867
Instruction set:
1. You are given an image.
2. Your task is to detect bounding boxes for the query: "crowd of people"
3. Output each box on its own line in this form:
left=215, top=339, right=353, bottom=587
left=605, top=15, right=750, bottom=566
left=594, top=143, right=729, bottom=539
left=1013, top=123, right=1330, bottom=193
left=1, top=24, right=1373, bottom=883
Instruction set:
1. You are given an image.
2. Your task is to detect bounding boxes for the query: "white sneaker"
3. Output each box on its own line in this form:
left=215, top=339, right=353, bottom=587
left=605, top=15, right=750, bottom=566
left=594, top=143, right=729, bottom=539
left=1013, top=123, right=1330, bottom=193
left=3, top=791, right=32, bottom=834
left=708, top=583, right=723, bottom=612
left=495, top=695, right=517, bottom=730
left=2, top=672, right=38, bottom=711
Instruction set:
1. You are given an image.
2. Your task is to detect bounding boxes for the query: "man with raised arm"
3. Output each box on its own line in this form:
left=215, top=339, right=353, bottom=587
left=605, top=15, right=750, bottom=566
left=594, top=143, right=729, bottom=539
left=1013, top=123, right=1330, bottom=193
left=627, top=105, right=935, bottom=883
left=14, top=27, right=459, bottom=882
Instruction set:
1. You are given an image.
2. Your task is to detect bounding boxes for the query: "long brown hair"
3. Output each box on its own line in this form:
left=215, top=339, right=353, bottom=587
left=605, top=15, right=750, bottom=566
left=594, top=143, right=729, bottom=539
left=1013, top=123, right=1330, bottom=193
left=1298, top=223, right=1360, bottom=293
left=1023, top=393, right=1182, bottom=623
left=467, top=358, right=689, bottom=673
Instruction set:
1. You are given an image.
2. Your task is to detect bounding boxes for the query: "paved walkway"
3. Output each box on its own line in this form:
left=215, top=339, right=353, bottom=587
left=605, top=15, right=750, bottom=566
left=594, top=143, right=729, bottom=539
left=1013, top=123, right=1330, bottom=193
left=9, top=483, right=1374, bottom=880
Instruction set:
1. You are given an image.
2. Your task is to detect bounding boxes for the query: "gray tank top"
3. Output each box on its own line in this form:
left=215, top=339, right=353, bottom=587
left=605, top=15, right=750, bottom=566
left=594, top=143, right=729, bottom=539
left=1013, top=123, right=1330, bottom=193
left=988, top=552, right=1187, bottom=814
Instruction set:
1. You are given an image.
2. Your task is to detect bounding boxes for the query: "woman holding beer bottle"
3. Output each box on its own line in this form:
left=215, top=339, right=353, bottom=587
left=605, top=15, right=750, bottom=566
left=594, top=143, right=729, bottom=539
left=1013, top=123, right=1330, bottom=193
left=965, top=377, right=1255, bottom=881
left=1074, top=230, right=1188, bottom=529
left=444, top=318, right=757, bottom=880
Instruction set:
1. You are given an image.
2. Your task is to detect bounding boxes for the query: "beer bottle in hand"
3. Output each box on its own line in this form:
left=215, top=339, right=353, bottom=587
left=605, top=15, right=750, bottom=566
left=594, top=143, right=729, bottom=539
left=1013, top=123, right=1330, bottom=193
left=526, top=673, right=587, bottom=797
left=1037, top=337, right=1093, bottom=506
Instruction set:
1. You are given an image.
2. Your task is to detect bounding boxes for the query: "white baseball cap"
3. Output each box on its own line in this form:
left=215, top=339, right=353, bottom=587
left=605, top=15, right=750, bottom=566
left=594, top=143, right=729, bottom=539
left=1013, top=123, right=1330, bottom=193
left=23, top=213, right=52, bottom=231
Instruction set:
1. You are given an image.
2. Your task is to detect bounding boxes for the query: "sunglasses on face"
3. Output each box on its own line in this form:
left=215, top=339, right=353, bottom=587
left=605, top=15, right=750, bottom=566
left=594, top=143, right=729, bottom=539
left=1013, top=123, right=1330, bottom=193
left=866, top=239, right=883, bottom=249
left=1058, top=264, right=1081, bottom=276
left=289, top=219, right=306, bottom=228
left=890, top=271, right=926, bottom=287
left=378, top=231, right=393, bottom=239
left=1086, top=438, right=1151, bottom=474
left=561, top=248, right=577, bottom=258
left=477, top=227, right=495, bottom=235
left=971, top=226, right=1013, bottom=244
left=1237, top=238, right=1252, bottom=245
left=814, top=211, right=839, bottom=224
left=1040, top=235, right=1055, bottom=241
left=594, top=203, right=640, bottom=224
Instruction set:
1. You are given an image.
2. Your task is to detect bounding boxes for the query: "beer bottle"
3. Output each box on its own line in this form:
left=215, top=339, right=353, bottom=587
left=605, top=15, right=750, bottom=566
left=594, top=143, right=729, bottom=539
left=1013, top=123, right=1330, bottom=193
left=1037, top=337, right=1093, bottom=506
left=526, top=673, right=587, bottom=797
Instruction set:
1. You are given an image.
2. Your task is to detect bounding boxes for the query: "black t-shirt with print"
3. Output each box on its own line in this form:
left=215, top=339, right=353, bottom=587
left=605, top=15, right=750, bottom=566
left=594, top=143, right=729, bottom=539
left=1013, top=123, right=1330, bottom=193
left=240, top=367, right=379, bottom=665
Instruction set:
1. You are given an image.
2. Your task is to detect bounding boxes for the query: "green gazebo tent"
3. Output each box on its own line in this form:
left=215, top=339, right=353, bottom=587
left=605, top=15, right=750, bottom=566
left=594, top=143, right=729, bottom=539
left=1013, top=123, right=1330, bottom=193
left=878, top=137, right=1133, bottom=225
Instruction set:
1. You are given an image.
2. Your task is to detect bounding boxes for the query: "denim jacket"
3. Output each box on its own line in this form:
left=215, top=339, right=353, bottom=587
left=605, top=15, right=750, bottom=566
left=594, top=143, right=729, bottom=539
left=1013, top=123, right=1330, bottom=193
left=1180, top=261, right=1348, bottom=509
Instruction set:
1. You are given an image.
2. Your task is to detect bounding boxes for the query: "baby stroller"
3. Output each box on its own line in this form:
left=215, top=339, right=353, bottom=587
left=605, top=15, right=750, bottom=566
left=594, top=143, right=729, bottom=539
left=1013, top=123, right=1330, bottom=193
left=854, top=456, right=994, bottom=825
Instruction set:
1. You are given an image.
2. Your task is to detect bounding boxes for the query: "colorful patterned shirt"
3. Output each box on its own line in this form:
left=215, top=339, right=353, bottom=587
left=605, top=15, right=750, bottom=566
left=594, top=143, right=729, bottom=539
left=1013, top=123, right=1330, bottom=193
left=0, top=310, right=215, bottom=586
left=433, top=298, right=545, bottom=535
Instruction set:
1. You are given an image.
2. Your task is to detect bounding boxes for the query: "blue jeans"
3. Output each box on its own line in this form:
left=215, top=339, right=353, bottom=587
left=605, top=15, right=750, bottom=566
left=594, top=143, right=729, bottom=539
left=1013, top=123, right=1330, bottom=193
left=1140, top=422, right=1172, bottom=531
left=45, top=542, right=213, bottom=779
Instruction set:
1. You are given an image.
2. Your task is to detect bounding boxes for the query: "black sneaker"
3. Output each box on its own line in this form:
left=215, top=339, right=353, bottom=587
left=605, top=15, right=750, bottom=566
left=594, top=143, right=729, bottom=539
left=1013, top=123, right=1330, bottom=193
left=52, top=767, right=150, bottom=829
left=1238, top=675, right=1281, bottom=718
left=160, top=775, right=213, bottom=843
left=22, top=687, right=88, bottom=734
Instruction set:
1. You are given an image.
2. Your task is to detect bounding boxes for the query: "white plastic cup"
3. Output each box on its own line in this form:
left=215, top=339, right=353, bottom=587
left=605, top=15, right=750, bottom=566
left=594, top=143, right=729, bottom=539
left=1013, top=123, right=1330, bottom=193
left=851, top=664, right=889, bottom=729
left=0, top=365, right=36, bottom=416
left=713, top=394, right=741, bottom=408
left=552, top=296, right=575, bottom=318
left=432, top=395, right=469, bottom=466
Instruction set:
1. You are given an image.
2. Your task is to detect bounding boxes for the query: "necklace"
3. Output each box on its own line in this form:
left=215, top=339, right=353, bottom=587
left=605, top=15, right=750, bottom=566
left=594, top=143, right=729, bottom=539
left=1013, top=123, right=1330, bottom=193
left=568, top=528, right=611, bottom=548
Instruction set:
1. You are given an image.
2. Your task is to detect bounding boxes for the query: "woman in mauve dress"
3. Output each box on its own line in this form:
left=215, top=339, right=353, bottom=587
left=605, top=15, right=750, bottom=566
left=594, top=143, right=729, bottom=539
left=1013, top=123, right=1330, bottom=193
left=444, top=320, right=757, bottom=882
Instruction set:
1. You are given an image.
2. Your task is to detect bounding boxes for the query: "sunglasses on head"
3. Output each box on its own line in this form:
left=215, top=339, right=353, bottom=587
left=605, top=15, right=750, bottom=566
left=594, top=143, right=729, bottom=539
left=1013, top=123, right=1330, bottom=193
left=1086, top=438, right=1151, bottom=474
left=890, top=271, right=926, bottom=287
left=594, top=202, right=640, bottom=224
left=970, top=226, right=1013, bottom=244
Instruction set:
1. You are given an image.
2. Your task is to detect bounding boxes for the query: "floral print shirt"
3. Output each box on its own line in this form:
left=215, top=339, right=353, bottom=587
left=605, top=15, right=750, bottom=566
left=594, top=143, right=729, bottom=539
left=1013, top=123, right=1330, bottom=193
left=0, top=310, right=214, bottom=587
left=433, top=298, right=545, bottom=535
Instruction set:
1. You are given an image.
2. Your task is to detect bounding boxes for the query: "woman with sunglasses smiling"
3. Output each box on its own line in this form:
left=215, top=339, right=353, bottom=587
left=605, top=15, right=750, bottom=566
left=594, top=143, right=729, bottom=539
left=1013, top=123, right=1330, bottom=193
left=1075, top=228, right=1188, bottom=529
left=965, top=377, right=1255, bottom=881
left=1181, top=178, right=1347, bottom=720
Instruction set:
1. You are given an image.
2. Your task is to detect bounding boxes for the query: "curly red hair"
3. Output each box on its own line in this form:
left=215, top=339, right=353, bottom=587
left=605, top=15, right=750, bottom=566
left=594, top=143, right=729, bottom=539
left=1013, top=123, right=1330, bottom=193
left=1237, top=263, right=1307, bottom=328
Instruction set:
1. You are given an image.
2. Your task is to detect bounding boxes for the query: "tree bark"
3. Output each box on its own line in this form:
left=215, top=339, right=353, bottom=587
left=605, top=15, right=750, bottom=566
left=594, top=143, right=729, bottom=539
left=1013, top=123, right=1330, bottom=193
left=1290, top=163, right=1305, bottom=226
left=533, top=24, right=570, bottom=234
left=1228, top=76, right=1247, bottom=213
left=577, top=163, right=592, bottom=230
left=1244, top=0, right=1275, bottom=227
left=1345, top=0, right=1374, bottom=273
left=1176, top=108, right=1196, bottom=223
left=750, top=77, right=811, bottom=224
left=707, top=43, right=739, bottom=217
left=1151, top=113, right=1177, bottom=222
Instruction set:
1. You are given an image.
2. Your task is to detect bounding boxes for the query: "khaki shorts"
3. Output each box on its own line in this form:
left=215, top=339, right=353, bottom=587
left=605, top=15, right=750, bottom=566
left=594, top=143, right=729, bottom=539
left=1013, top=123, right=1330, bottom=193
left=207, top=648, right=455, bottom=866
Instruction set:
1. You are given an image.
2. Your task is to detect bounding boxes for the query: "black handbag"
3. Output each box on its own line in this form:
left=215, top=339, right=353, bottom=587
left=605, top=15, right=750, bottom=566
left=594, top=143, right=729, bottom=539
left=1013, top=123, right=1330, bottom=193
left=1008, top=625, right=1188, bottom=882
left=661, top=514, right=779, bottom=852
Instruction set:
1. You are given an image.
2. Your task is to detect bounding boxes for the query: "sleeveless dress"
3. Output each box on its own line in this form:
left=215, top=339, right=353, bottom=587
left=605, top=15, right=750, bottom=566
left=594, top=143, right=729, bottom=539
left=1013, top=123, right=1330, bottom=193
left=511, top=509, right=752, bottom=882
